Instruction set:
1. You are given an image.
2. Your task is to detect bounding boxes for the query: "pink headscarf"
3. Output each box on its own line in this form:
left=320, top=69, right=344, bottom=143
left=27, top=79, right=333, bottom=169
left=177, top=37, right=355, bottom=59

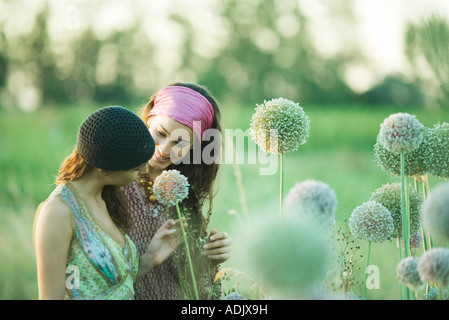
left=147, top=85, right=214, bottom=142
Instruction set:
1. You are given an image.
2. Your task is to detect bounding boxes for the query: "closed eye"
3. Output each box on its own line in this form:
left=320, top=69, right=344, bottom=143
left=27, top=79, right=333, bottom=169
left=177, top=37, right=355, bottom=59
left=157, top=130, right=167, bottom=137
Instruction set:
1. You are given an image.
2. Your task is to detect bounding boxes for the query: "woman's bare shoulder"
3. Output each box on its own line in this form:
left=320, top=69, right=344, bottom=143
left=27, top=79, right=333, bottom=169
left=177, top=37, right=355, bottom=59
left=35, top=196, right=74, bottom=233
left=39, top=196, right=71, bottom=217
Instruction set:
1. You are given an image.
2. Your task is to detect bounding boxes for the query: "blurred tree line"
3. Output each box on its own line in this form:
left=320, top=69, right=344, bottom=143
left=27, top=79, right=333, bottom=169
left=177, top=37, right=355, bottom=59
left=0, top=0, right=447, bottom=110
left=405, top=14, right=449, bottom=109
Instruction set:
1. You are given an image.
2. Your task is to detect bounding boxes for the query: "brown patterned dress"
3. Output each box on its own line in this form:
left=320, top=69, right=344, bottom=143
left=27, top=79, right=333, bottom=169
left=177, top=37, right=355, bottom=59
left=122, top=181, right=220, bottom=300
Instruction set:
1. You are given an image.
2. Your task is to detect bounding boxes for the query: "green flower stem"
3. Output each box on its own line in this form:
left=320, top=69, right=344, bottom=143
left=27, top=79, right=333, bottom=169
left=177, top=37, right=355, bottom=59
left=400, top=152, right=410, bottom=257
left=175, top=203, right=199, bottom=300
left=416, top=176, right=433, bottom=253
left=397, top=237, right=403, bottom=300
left=428, top=233, right=434, bottom=249
left=422, top=177, right=434, bottom=251
left=405, top=179, right=411, bottom=251
left=279, top=153, right=284, bottom=217
left=421, top=227, right=428, bottom=252
left=422, top=177, right=428, bottom=199
left=400, top=151, right=411, bottom=300
left=363, top=241, right=371, bottom=300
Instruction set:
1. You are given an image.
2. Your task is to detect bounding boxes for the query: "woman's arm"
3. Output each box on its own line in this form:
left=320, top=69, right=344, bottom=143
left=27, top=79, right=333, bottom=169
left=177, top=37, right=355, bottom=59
left=34, top=198, right=74, bottom=300
left=136, top=218, right=186, bottom=281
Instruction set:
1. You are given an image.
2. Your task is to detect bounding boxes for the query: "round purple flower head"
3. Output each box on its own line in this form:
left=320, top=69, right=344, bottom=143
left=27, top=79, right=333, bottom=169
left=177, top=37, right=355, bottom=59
left=369, top=183, right=422, bottom=238
left=348, top=201, right=394, bottom=243
left=235, top=215, right=331, bottom=297
left=396, top=257, right=424, bottom=292
left=410, top=232, right=423, bottom=249
left=417, top=248, right=449, bottom=287
left=284, top=179, right=337, bottom=228
left=428, top=122, right=449, bottom=179
left=250, top=97, right=310, bottom=154
left=374, top=126, right=431, bottom=177
left=421, top=182, right=449, bottom=242
left=378, top=113, right=424, bottom=153
left=153, top=169, right=190, bottom=206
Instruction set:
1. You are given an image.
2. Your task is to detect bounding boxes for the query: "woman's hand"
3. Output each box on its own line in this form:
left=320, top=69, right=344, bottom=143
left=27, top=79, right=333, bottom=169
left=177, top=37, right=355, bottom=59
left=203, top=228, right=232, bottom=265
left=137, top=218, right=187, bottom=280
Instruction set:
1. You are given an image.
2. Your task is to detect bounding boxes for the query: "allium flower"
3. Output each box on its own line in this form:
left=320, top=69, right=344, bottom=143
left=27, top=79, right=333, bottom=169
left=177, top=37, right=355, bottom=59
left=369, top=183, right=422, bottom=238
left=396, top=232, right=423, bottom=249
left=348, top=201, right=394, bottom=243
left=409, top=232, right=423, bottom=249
left=250, top=98, right=310, bottom=154
left=153, top=169, right=190, bottom=206
left=284, top=179, right=337, bottom=228
left=374, top=126, right=432, bottom=177
left=417, top=247, right=449, bottom=287
left=396, top=257, right=425, bottom=291
left=235, top=215, right=331, bottom=297
left=421, top=182, right=449, bottom=242
left=153, top=169, right=197, bottom=298
left=428, top=122, right=449, bottom=179
left=378, top=113, right=424, bottom=153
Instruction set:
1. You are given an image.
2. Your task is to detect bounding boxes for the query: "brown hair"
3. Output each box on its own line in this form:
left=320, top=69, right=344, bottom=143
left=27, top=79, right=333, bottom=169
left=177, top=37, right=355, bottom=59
left=139, top=82, right=223, bottom=229
left=56, top=147, right=132, bottom=232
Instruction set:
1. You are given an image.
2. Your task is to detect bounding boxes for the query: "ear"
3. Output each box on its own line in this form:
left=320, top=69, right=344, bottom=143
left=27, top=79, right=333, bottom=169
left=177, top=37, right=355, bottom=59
left=97, top=168, right=112, bottom=178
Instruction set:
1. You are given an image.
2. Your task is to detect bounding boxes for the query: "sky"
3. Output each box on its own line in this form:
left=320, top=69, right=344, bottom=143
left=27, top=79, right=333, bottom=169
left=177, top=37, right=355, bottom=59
left=352, top=0, right=449, bottom=86
left=3, top=0, right=449, bottom=72
left=301, top=0, right=449, bottom=92
left=1, top=0, right=449, bottom=108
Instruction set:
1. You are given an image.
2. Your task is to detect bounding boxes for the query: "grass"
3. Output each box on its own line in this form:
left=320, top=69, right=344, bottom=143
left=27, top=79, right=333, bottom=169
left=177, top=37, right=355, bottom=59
left=0, top=102, right=448, bottom=299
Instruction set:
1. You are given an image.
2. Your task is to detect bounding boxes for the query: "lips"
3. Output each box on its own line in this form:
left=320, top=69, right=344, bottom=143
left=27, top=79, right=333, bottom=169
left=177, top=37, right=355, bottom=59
left=153, top=151, right=170, bottom=162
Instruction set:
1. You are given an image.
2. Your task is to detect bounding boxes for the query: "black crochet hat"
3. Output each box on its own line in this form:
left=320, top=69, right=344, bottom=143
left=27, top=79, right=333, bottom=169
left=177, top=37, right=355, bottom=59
left=77, top=106, right=155, bottom=170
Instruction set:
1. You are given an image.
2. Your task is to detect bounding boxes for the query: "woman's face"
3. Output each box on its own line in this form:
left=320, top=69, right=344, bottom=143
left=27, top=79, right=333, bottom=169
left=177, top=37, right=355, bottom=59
left=147, top=115, right=194, bottom=170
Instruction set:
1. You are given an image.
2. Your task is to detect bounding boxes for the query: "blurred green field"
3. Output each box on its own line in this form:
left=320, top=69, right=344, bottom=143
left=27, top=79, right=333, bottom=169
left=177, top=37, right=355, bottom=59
left=0, top=102, right=448, bottom=300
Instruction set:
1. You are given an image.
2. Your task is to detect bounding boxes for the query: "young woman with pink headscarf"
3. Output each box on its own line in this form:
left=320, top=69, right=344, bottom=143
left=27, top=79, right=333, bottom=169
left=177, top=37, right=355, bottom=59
left=122, top=82, right=232, bottom=300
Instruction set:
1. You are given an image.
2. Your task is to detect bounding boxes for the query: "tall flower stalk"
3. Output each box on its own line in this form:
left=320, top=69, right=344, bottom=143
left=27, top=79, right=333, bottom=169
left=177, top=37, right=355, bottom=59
left=413, top=175, right=432, bottom=252
left=378, top=113, right=423, bottom=300
left=279, top=152, right=284, bottom=216
left=400, top=152, right=411, bottom=259
left=378, top=113, right=424, bottom=259
left=250, top=98, right=310, bottom=217
left=374, top=123, right=432, bottom=253
left=153, top=169, right=199, bottom=300
left=363, top=240, right=372, bottom=299
left=174, top=203, right=199, bottom=300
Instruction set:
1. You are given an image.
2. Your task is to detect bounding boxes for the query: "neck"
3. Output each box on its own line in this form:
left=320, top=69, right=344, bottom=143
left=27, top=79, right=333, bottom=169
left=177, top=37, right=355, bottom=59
left=69, top=169, right=106, bottom=202
left=146, top=164, right=164, bottom=180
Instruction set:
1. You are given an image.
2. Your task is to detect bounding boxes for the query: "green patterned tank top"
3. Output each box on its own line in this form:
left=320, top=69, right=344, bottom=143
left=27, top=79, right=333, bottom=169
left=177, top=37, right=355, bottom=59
left=50, top=184, right=139, bottom=300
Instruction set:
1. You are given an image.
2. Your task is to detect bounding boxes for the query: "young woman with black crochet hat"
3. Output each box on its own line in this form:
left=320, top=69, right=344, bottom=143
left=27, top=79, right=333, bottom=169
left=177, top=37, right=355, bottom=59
left=122, top=82, right=232, bottom=300
left=34, top=106, right=187, bottom=300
